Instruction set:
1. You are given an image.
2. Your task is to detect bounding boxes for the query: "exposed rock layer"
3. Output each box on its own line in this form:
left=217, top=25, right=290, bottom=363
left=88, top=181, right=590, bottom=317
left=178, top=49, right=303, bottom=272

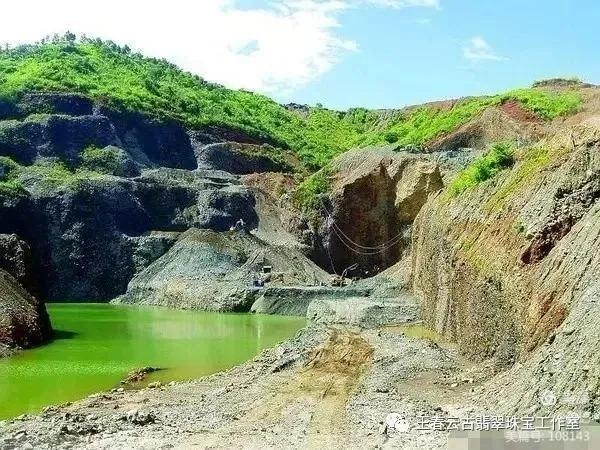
left=306, top=147, right=443, bottom=275
left=0, top=95, right=268, bottom=301
left=412, top=122, right=600, bottom=412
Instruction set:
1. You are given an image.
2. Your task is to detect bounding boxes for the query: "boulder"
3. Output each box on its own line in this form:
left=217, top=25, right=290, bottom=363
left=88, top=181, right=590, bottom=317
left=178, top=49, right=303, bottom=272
left=0, top=234, right=36, bottom=291
left=0, top=269, right=51, bottom=350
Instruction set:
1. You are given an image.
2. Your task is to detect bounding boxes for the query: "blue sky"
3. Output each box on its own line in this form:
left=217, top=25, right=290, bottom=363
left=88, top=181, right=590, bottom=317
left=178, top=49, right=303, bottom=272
left=290, top=0, right=600, bottom=108
left=1, top=0, right=599, bottom=110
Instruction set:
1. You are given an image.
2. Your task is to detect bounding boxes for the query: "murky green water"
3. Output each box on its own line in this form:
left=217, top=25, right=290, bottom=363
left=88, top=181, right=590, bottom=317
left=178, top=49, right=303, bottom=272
left=0, top=304, right=305, bottom=420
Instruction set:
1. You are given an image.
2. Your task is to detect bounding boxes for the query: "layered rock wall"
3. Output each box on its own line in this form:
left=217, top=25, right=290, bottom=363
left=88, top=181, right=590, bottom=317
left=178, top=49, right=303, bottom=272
left=412, top=124, right=600, bottom=365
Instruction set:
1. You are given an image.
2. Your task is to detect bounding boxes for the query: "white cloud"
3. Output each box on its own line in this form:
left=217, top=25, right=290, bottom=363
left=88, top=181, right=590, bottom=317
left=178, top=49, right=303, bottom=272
left=365, top=0, right=439, bottom=9
left=463, top=36, right=506, bottom=62
left=0, top=0, right=356, bottom=96
left=0, top=0, right=439, bottom=96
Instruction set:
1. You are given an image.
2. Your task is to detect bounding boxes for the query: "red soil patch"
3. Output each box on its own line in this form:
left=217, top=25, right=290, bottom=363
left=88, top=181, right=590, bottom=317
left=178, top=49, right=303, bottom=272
left=500, top=99, right=541, bottom=123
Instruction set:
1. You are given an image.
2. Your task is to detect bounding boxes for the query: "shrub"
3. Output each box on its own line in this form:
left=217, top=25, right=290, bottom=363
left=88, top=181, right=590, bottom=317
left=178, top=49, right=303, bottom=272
left=0, top=156, right=25, bottom=196
left=80, top=146, right=122, bottom=175
left=384, top=131, right=399, bottom=143
left=514, top=221, right=526, bottom=234
left=449, top=143, right=515, bottom=196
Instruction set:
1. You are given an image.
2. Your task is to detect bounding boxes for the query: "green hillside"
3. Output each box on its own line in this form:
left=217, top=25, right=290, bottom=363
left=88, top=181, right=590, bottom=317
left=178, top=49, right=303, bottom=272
left=0, top=36, right=582, bottom=169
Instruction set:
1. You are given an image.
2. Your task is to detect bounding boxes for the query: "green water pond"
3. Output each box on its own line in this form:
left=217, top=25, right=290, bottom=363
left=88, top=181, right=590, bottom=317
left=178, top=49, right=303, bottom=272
left=0, top=303, right=305, bottom=420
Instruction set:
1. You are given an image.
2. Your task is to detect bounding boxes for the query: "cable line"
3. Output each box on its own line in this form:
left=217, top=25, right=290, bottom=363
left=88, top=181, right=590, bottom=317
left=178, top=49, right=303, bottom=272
left=319, top=198, right=405, bottom=255
left=329, top=222, right=403, bottom=255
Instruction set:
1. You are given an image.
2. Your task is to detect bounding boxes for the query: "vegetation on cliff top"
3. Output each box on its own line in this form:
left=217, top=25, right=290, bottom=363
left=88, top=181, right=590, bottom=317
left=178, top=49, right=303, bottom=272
left=0, top=35, right=583, bottom=169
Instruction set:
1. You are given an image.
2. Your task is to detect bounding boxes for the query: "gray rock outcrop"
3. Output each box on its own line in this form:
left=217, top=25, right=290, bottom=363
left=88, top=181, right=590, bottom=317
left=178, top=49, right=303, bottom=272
left=116, top=228, right=330, bottom=311
left=0, top=94, right=265, bottom=301
left=196, top=142, right=293, bottom=174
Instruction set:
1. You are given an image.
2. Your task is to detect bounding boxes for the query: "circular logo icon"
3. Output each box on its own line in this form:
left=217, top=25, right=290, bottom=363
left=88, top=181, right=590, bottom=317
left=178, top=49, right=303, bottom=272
left=385, top=413, right=410, bottom=432
left=540, top=390, right=557, bottom=406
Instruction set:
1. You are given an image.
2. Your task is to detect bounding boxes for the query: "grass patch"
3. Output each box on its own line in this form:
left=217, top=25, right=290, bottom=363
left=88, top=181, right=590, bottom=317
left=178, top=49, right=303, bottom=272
left=0, top=178, right=26, bottom=196
left=23, top=161, right=105, bottom=188
left=500, top=89, right=581, bottom=119
left=0, top=156, right=26, bottom=196
left=23, top=113, right=53, bottom=123
left=449, top=143, right=515, bottom=197
left=3, top=157, right=106, bottom=191
left=295, top=107, right=379, bottom=168
left=360, top=97, right=499, bottom=149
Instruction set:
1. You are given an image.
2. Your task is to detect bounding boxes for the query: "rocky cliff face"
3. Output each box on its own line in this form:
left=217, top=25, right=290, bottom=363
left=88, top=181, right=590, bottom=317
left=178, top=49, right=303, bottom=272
left=413, top=122, right=600, bottom=360
left=411, top=119, right=600, bottom=413
left=300, top=147, right=443, bottom=276
left=0, top=93, right=276, bottom=301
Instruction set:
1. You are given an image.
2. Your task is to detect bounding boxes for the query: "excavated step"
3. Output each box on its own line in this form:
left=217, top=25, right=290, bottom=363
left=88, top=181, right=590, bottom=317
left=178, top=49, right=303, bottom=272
left=250, top=284, right=420, bottom=328
left=306, top=294, right=420, bottom=328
